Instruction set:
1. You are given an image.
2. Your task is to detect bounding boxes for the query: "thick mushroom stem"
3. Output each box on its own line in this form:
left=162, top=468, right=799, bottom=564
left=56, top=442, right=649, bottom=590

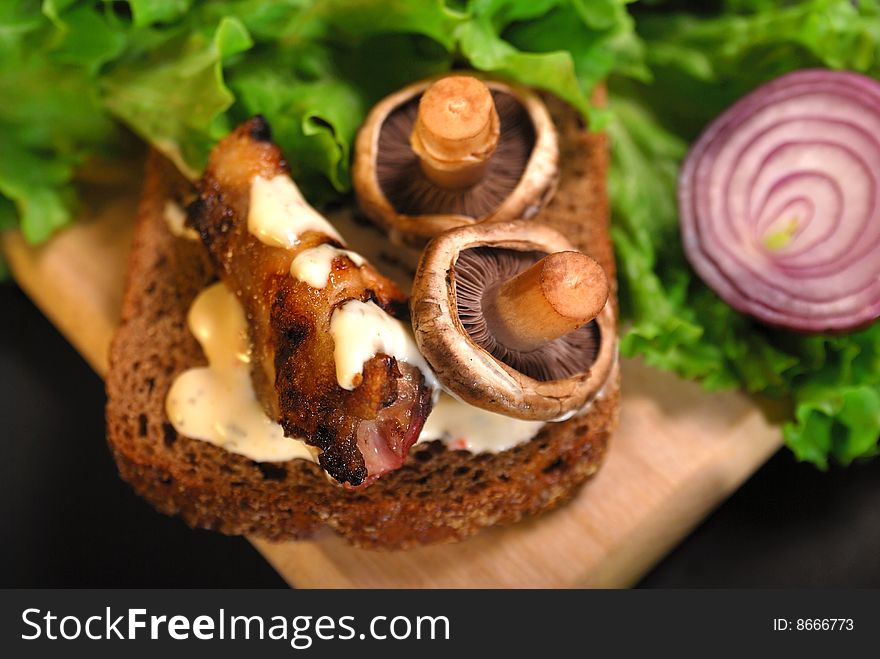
left=410, top=75, right=500, bottom=189
left=480, top=251, right=609, bottom=353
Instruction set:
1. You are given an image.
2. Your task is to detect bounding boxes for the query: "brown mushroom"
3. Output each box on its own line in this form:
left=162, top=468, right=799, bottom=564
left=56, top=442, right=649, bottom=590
left=411, top=221, right=616, bottom=421
left=353, top=73, right=559, bottom=246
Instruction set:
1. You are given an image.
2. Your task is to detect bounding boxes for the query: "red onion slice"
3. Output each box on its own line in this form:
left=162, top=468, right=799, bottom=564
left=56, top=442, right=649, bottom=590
left=679, top=69, right=880, bottom=332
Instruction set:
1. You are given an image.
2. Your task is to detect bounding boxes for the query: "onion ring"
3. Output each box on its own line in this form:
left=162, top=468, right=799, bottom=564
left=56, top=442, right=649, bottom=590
left=679, top=69, right=880, bottom=332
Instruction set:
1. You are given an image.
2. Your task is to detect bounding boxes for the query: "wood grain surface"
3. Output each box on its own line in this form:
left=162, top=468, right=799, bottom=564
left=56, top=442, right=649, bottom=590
left=1, top=171, right=784, bottom=588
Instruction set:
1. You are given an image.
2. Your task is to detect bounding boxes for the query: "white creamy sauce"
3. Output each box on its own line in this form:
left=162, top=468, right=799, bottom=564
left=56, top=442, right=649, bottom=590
left=329, top=299, right=439, bottom=392
left=167, top=283, right=543, bottom=461
left=166, top=283, right=317, bottom=463
left=290, top=243, right=366, bottom=289
left=163, top=200, right=199, bottom=241
left=418, top=394, right=545, bottom=453
left=248, top=174, right=342, bottom=248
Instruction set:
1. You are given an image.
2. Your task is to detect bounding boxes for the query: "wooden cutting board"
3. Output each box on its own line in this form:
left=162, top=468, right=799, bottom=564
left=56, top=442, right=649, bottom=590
left=1, top=169, right=784, bottom=588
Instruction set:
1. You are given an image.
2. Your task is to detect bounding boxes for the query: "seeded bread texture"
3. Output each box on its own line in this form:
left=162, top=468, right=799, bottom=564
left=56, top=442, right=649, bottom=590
left=104, top=96, right=620, bottom=550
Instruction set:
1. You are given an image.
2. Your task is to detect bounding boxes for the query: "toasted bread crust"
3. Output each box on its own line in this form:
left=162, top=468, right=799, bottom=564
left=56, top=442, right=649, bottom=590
left=105, top=97, right=619, bottom=549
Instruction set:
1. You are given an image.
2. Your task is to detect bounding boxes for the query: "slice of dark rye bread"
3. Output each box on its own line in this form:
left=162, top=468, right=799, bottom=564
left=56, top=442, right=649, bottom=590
left=105, top=95, right=620, bottom=550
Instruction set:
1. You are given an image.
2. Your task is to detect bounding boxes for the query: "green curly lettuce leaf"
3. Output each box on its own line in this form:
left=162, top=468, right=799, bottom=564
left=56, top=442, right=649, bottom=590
left=0, top=0, right=634, bottom=239
left=0, top=1, right=121, bottom=243
left=102, top=15, right=253, bottom=176
left=608, top=0, right=880, bottom=466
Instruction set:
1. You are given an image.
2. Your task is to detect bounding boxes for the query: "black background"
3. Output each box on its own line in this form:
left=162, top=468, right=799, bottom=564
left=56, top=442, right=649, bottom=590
left=2, top=282, right=879, bottom=588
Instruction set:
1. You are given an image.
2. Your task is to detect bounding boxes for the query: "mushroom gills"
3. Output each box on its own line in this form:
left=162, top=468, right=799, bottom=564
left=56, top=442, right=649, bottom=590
left=454, top=247, right=601, bottom=382
left=376, top=91, right=536, bottom=217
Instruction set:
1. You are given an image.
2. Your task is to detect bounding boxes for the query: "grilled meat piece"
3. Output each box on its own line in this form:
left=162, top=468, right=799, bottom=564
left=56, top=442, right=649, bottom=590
left=190, top=117, right=434, bottom=487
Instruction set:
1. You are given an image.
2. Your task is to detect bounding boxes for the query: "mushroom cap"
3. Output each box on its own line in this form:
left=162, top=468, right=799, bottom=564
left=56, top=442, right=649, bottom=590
left=353, top=73, right=559, bottom=247
left=411, top=221, right=617, bottom=421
